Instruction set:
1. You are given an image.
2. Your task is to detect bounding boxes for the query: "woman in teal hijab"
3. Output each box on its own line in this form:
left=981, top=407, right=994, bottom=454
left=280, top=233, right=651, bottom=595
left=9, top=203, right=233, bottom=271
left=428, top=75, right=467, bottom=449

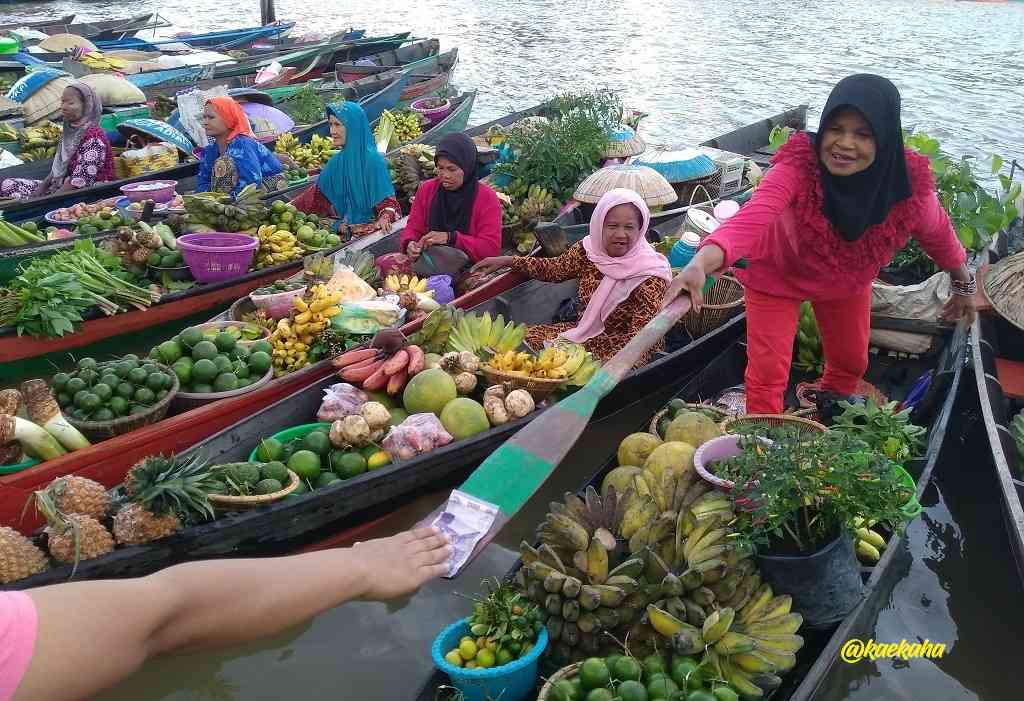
left=291, top=101, right=400, bottom=236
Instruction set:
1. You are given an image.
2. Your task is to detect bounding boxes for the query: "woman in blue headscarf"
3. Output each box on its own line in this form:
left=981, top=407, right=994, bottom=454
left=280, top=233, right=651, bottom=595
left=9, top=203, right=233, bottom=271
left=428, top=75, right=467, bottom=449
left=290, top=101, right=399, bottom=237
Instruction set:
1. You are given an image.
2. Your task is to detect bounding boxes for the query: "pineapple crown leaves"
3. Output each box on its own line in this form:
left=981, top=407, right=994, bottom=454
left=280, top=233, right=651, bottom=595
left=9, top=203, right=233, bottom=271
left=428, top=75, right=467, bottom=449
left=126, top=453, right=217, bottom=522
left=31, top=490, right=84, bottom=574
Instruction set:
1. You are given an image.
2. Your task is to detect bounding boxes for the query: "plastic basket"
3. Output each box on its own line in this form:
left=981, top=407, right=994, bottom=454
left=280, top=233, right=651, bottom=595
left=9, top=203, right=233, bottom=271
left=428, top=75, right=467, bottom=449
left=0, top=455, right=41, bottom=475
left=247, top=422, right=332, bottom=461
left=893, top=464, right=922, bottom=519
left=431, top=617, right=548, bottom=701
left=411, top=97, right=452, bottom=125
left=177, top=233, right=259, bottom=283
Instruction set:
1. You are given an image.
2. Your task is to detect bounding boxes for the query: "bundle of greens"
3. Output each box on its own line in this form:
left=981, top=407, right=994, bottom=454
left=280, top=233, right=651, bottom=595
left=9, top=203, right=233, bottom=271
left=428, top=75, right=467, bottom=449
left=8, top=240, right=159, bottom=338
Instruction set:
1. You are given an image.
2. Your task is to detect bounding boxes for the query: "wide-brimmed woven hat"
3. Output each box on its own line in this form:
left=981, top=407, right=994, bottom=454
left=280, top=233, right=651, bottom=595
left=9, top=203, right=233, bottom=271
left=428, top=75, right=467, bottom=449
left=573, top=164, right=676, bottom=206
left=603, top=124, right=646, bottom=159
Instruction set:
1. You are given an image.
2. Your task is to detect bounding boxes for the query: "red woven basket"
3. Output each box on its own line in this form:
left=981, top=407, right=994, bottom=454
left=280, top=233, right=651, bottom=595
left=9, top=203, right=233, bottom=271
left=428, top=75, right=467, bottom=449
left=177, top=233, right=258, bottom=283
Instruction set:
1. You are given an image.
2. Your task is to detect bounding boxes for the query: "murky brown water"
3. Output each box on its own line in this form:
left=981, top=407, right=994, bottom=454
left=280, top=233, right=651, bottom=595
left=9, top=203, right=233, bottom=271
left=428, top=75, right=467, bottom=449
left=3, top=0, right=1024, bottom=698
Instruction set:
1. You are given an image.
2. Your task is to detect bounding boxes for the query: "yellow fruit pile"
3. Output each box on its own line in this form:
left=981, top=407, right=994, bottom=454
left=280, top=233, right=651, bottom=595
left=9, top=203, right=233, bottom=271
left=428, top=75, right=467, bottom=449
left=78, top=51, right=129, bottom=71
left=274, top=132, right=337, bottom=171
left=254, top=225, right=301, bottom=268
left=17, top=122, right=61, bottom=162
left=381, top=273, right=428, bottom=295
left=485, top=344, right=599, bottom=384
left=270, top=284, right=342, bottom=375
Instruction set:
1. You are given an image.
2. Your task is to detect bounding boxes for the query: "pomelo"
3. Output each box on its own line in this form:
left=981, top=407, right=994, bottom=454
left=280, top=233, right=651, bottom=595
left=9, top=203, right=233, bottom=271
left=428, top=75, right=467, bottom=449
left=617, top=432, right=662, bottom=467
left=402, top=368, right=457, bottom=415
left=664, top=411, right=721, bottom=449
left=601, top=465, right=643, bottom=497
left=439, top=397, right=490, bottom=440
left=643, top=441, right=696, bottom=481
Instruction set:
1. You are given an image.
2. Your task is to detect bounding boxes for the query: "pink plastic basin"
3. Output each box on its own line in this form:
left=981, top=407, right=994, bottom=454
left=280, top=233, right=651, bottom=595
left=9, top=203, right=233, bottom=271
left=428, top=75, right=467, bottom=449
left=177, top=232, right=258, bottom=283
left=120, top=180, right=178, bottom=204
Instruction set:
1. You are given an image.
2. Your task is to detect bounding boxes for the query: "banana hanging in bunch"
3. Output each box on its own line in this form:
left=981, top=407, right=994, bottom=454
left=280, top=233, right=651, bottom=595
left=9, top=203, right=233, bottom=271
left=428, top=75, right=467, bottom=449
left=254, top=225, right=301, bottom=268
left=446, top=311, right=527, bottom=358
left=270, top=284, right=342, bottom=375
left=17, top=122, right=61, bottom=161
left=795, top=301, right=824, bottom=375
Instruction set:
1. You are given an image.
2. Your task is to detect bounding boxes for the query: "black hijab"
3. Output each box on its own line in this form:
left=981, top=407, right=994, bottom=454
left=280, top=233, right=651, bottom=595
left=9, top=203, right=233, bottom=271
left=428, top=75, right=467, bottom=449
left=429, top=133, right=479, bottom=234
left=815, top=74, right=912, bottom=242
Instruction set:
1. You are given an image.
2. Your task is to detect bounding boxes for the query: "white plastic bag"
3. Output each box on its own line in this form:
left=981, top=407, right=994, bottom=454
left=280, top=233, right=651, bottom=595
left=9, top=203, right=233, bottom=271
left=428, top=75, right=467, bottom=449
left=383, top=413, right=453, bottom=461
left=316, top=383, right=368, bottom=422
left=176, top=86, right=229, bottom=146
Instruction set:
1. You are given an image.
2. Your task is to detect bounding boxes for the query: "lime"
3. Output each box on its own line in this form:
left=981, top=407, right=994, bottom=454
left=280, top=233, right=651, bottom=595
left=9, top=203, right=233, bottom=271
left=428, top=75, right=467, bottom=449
left=302, top=431, right=332, bottom=457
left=671, top=660, right=700, bottom=690
left=605, top=655, right=624, bottom=675
left=475, top=648, right=496, bottom=669
left=128, top=367, right=148, bottom=385
left=232, top=345, right=250, bottom=362
left=249, top=340, right=273, bottom=356
left=260, top=461, right=288, bottom=482
left=134, top=387, right=156, bottom=405
left=56, top=392, right=71, bottom=408
left=255, top=438, right=284, bottom=462
left=495, top=648, right=514, bottom=667
left=387, top=407, right=409, bottom=427
left=579, top=658, right=611, bottom=691
left=549, top=680, right=578, bottom=701
left=146, top=373, right=167, bottom=391
left=643, top=655, right=667, bottom=679
left=141, top=363, right=158, bottom=376
left=711, top=688, right=739, bottom=701
left=290, top=479, right=310, bottom=496
left=156, top=389, right=168, bottom=401
left=618, top=680, right=648, bottom=701
left=458, top=639, right=477, bottom=660
left=232, top=360, right=250, bottom=379
left=366, top=450, right=391, bottom=470
left=359, top=445, right=379, bottom=460
left=100, top=373, right=120, bottom=388
left=444, top=649, right=464, bottom=668
left=156, top=339, right=183, bottom=365
left=191, top=340, right=219, bottom=361
left=172, top=358, right=193, bottom=385
left=180, top=327, right=204, bottom=348
left=686, top=692, right=716, bottom=701
left=646, top=676, right=678, bottom=700
left=333, top=451, right=367, bottom=479
left=93, top=383, right=113, bottom=402
left=78, top=357, right=98, bottom=371
left=255, top=478, right=283, bottom=495
left=122, top=354, right=139, bottom=364
left=287, top=450, right=321, bottom=481
left=248, top=351, right=271, bottom=376
left=77, top=369, right=98, bottom=386
left=52, top=372, right=70, bottom=390
left=213, top=355, right=233, bottom=374
left=66, top=377, right=87, bottom=395
left=214, top=331, right=236, bottom=353
left=213, top=373, right=239, bottom=393
left=78, top=393, right=101, bottom=412
left=115, top=382, right=134, bottom=399
left=92, top=408, right=114, bottom=422
left=109, top=396, right=129, bottom=416
left=316, top=472, right=341, bottom=488
left=115, top=360, right=134, bottom=378
left=585, top=691, right=614, bottom=701
left=192, top=359, right=218, bottom=384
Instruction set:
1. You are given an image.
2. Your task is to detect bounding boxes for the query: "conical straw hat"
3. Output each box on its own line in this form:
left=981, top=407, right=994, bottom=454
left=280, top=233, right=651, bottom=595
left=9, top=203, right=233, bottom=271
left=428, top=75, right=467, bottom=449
left=573, top=164, right=677, bottom=206
left=39, top=34, right=97, bottom=53
left=603, top=124, right=646, bottom=159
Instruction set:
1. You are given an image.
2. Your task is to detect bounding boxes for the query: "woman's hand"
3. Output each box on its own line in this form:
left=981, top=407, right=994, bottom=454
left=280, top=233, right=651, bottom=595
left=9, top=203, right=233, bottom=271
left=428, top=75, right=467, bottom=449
left=662, top=261, right=709, bottom=312
left=407, top=240, right=422, bottom=259
left=421, top=230, right=449, bottom=248
left=471, top=255, right=514, bottom=277
left=940, top=293, right=977, bottom=325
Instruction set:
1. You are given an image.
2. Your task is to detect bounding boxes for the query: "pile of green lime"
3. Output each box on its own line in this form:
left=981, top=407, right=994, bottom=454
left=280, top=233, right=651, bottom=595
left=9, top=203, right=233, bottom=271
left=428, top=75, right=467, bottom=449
left=147, top=246, right=185, bottom=269
left=52, top=356, right=176, bottom=422
left=267, top=201, right=340, bottom=249
left=151, top=325, right=272, bottom=395
left=254, top=426, right=392, bottom=496
left=208, top=461, right=292, bottom=496
left=547, top=654, right=741, bottom=701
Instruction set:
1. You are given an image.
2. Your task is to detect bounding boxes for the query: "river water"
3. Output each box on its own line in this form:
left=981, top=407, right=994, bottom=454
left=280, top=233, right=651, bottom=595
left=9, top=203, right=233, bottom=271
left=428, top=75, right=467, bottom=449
left=4, top=0, right=1024, bottom=699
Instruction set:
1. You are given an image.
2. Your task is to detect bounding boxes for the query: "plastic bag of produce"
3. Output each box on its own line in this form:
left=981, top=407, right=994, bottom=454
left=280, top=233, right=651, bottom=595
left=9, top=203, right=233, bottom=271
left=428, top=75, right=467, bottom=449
left=325, top=265, right=375, bottom=303
left=424, top=275, right=455, bottom=305
left=375, top=252, right=412, bottom=276
left=316, top=382, right=368, bottom=422
left=121, top=142, right=179, bottom=177
left=331, top=300, right=404, bottom=335
left=383, top=413, right=453, bottom=461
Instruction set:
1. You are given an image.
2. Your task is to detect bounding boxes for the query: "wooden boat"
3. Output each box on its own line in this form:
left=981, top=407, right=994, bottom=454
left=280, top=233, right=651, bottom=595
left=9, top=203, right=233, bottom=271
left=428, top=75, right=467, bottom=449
left=970, top=301, right=1024, bottom=582
left=0, top=15, right=74, bottom=32
left=92, top=22, right=296, bottom=52
left=0, top=107, right=805, bottom=586
left=58, top=13, right=164, bottom=41
left=334, top=38, right=441, bottom=82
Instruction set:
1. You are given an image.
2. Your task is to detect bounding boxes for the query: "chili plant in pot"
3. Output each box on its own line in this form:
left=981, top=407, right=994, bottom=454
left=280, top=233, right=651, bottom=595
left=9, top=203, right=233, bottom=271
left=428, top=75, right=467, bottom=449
left=719, top=431, right=913, bottom=627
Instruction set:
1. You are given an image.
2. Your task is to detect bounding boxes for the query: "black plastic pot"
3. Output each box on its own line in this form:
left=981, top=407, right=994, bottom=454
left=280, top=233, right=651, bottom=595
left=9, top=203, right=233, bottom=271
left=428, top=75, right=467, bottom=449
left=756, top=532, right=864, bottom=629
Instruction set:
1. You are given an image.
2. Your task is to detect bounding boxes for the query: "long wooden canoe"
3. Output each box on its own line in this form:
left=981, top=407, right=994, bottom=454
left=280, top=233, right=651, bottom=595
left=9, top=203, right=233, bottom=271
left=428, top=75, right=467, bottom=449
left=0, top=15, right=75, bottom=32
left=970, top=305, right=1024, bottom=583
left=93, top=22, right=296, bottom=52
left=334, top=38, right=441, bottom=82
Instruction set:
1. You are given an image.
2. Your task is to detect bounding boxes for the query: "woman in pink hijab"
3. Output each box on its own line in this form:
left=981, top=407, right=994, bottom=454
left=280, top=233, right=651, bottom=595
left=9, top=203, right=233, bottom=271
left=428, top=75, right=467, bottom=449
left=471, top=188, right=671, bottom=363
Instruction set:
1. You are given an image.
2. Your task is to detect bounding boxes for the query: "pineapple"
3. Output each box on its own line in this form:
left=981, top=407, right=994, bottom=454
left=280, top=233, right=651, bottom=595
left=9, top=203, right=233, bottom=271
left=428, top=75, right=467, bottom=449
left=34, top=492, right=114, bottom=565
left=46, top=476, right=111, bottom=521
left=0, top=526, right=49, bottom=583
left=114, top=454, right=217, bottom=546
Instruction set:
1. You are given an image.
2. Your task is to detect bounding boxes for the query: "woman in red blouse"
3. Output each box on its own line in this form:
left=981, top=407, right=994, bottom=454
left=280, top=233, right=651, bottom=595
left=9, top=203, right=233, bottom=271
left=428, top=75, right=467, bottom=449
left=662, top=75, right=975, bottom=414
left=400, top=133, right=501, bottom=263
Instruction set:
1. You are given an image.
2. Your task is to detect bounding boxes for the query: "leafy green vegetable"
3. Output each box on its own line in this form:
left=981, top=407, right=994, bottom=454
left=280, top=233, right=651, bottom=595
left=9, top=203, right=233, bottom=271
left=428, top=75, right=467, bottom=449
left=280, top=83, right=327, bottom=126
left=830, top=397, right=927, bottom=463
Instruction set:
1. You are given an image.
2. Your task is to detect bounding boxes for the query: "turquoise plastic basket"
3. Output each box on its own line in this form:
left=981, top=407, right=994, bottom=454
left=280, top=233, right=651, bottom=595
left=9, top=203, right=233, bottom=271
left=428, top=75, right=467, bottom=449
left=0, top=456, right=41, bottom=475
left=893, top=465, right=922, bottom=519
left=247, top=423, right=331, bottom=462
left=431, top=618, right=548, bottom=701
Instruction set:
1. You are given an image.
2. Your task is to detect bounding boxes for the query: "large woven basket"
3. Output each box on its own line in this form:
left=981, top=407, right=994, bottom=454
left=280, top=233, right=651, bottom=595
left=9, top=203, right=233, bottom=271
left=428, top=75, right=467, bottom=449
left=65, top=363, right=179, bottom=442
left=720, top=413, right=828, bottom=437
left=682, top=275, right=745, bottom=339
left=481, top=367, right=566, bottom=401
left=208, top=468, right=300, bottom=511
left=536, top=663, right=580, bottom=701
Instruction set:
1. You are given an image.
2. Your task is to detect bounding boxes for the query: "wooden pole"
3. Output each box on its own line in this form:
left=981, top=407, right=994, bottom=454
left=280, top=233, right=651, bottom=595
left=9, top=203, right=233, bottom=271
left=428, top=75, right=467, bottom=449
left=260, top=0, right=277, bottom=26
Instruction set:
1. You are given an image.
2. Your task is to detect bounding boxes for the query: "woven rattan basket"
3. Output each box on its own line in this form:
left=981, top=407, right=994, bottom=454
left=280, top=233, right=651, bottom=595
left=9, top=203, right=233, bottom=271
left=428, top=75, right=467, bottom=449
left=682, top=275, right=745, bottom=339
left=208, top=469, right=300, bottom=510
left=536, top=663, right=580, bottom=701
left=481, top=367, right=566, bottom=401
left=720, top=413, right=828, bottom=437
left=65, top=363, right=180, bottom=442
left=649, top=403, right=731, bottom=438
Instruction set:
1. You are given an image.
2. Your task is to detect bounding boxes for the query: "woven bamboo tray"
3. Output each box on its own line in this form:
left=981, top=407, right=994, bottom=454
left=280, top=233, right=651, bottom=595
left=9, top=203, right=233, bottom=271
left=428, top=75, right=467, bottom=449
left=208, top=469, right=300, bottom=511
left=682, top=275, right=744, bottom=339
left=649, top=403, right=731, bottom=438
left=66, top=363, right=180, bottom=442
left=536, top=663, right=580, bottom=701
left=720, top=413, right=828, bottom=437
left=481, top=367, right=566, bottom=401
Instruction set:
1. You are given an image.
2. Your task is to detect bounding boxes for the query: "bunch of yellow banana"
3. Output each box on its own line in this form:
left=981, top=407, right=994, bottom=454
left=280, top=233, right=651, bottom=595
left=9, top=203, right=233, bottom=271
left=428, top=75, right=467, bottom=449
left=376, top=109, right=422, bottom=146
left=446, top=311, right=527, bottom=358
left=274, top=132, right=337, bottom=170
left=518, top=184, right=559, bottom=224
left=254, top=225, right=301, bottom=268
left=486, top=350, right=538, bottom=376
left=852, top=517, right=887, bottom=563
left=0, top=123, right=19, bottom=142
left=17, top=122, right=61, bottom=160
left=270, top=284, right=342, bottom=375
left=79, top=51, right=128, bottom=71
left=382, top=273, right=428, bottom=294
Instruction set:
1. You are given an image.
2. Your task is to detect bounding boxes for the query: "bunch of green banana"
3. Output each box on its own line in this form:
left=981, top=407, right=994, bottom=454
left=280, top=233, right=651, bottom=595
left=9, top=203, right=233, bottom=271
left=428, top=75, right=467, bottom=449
left=183, top=186, right=267, bottom=232
left=407, top=307, right=455, bottom=354
left=446, top=310, right=527, bottom=359
left=0, top=123, right=19, bottom=142
left=518, top=184, right=559, bottom=224
left=795, top=301, right=824, bottom=375
left=852, top=517, right=887, bottom=563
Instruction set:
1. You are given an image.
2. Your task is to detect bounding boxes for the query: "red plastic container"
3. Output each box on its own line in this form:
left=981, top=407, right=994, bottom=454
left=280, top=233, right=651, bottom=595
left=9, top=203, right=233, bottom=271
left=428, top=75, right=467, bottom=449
left=177, top=233, right=259, bottom=283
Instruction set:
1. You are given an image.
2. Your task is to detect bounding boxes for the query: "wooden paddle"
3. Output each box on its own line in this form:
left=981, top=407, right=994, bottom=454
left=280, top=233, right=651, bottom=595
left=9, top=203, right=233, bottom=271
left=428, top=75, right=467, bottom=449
left=430, top=273, right=722, bottom=573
